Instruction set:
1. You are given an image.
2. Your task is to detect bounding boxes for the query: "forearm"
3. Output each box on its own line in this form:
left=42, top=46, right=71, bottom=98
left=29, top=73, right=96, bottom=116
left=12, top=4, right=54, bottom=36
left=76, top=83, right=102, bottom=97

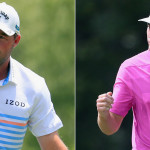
left=37, top=131, right=68, bottom=150
left=39, top=138, right=68, bottom=150
left=97, top=112, right=122, bottom=135
left=39, top=140, right=68, bottom=150
left=97, top=92, right=123, bottom=135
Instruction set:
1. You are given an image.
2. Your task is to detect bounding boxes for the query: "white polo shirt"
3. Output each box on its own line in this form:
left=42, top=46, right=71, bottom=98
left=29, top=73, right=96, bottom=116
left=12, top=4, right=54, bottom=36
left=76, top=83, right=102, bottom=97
left=0, top=57, right=63, bottom=150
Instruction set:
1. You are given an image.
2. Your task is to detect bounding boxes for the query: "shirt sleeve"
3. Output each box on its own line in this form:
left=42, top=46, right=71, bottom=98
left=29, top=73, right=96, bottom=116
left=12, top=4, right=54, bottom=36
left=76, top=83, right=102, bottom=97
left=110, top=62, right=133, bottom=117
left=28, top=79, right=63, bottom=137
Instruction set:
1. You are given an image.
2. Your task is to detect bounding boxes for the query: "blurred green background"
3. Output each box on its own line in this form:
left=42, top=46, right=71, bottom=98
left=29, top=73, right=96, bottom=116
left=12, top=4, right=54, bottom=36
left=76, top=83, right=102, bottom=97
left=5, top=0, right=75, bottom=150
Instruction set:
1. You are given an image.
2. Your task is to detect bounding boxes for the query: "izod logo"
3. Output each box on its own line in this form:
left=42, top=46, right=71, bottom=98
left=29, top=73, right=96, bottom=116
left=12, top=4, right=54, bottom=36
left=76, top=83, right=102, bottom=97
left=5, top=99, right=25, bottom=107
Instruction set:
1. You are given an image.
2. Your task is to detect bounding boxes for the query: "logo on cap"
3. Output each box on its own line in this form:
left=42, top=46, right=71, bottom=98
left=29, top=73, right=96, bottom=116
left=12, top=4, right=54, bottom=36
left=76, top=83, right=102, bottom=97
left=15, top=25, right=19, bottom=31
left=0, top=11, right=9, bottom=20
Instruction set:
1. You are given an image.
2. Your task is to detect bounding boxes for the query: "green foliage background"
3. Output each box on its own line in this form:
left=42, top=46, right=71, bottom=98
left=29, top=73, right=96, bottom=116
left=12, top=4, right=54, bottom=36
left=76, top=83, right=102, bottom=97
left=5, top=0, right=75, bottom=150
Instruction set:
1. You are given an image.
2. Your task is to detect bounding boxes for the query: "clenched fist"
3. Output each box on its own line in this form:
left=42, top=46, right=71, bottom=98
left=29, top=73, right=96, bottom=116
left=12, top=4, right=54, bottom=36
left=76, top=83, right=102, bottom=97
left=96, top=92, right=114, bottom=118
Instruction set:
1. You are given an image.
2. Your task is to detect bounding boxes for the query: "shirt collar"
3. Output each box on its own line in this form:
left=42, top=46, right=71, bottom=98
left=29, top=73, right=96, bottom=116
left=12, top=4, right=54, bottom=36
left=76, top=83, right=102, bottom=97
left=9, top=57, right=18, bottom=85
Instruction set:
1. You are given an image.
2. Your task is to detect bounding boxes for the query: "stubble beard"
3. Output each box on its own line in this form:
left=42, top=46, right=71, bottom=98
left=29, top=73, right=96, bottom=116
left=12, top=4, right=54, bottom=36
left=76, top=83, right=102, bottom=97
left=0, top=45, right=14, bottom=67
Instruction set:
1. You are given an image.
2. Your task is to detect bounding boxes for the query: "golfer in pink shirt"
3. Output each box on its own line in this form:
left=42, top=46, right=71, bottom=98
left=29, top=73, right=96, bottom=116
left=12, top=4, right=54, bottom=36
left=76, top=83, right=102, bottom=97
left=97, top=15, right=150, bottom=150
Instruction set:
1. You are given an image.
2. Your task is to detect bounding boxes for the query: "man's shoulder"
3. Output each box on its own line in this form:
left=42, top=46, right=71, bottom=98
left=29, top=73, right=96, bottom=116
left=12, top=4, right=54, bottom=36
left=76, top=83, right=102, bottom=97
left=121, top=50, right=149, bottom=69
left=11, top=58, right=45, bottom=86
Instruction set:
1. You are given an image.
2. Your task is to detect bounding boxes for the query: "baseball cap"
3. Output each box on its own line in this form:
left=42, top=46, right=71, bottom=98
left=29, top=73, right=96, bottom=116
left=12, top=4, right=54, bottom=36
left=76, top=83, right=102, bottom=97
left=0, top=2, right=20, bottom=36
left=138, top=15, right=150, bottom=24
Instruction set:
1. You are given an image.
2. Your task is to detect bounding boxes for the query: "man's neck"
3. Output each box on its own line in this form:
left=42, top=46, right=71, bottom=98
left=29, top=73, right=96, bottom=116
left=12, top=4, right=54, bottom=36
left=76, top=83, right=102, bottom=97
left=0, top=60, right=10, bottom=80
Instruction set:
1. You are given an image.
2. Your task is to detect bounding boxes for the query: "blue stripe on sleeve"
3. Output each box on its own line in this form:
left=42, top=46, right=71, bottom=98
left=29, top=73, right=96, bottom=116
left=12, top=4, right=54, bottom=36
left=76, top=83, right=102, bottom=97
left=0, top=146, right=21, bottom=150
left=0, top=128, right=26, bottom=135
left=0, top=134, right=24, bottom=140
left=0, top=113, right=29, bottom=121
left=0, top=140, right=23, bottom=145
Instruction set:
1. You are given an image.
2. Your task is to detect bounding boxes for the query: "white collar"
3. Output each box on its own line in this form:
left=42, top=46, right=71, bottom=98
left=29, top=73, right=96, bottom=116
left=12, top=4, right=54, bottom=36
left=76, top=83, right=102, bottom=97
left=8, top=57, right=18, bottom=85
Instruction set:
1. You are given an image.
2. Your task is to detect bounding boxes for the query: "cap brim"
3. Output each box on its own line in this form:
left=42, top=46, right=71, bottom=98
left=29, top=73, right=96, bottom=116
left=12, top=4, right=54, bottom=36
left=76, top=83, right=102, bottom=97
left=138, top=16, right=150, bottom=24
left=0, top=23, right=15, bottom=36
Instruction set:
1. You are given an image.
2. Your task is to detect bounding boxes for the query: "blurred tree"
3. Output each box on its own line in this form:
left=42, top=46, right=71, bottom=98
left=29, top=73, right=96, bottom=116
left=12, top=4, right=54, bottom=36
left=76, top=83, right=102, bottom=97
left=77, top=0, right=150, bottom=150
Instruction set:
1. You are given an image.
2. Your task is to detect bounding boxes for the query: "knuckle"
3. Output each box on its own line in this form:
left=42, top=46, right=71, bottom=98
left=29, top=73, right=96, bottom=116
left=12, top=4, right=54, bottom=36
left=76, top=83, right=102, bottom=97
left=98, top=93, right=107, bottom=98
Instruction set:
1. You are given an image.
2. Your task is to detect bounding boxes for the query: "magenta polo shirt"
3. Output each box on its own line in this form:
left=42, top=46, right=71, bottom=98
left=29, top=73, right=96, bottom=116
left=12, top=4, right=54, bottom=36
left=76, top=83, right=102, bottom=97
left=110, top=50, right=150, bottom=150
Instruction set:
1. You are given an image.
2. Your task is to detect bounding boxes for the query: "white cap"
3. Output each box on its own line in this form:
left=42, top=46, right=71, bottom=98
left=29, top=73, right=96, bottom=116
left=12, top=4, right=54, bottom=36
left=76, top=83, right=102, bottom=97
left=0, top=2, right=20, bottom=36
left=138, top=15, right=150, bottom=24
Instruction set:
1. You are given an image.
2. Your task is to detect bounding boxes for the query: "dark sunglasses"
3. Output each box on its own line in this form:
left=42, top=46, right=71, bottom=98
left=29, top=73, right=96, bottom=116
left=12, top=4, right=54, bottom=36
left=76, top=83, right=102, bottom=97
left=147, top=23, right=150, bottom=27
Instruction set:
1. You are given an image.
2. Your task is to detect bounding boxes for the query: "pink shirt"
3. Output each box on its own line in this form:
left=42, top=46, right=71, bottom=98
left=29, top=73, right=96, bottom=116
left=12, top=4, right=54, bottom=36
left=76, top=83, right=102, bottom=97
left=110, top=50, right=150, bottom=150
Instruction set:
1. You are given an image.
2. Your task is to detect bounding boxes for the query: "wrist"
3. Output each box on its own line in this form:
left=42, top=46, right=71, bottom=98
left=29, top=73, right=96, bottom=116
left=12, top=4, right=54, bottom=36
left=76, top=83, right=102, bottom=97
left=98, top=110, right=110, bottom=120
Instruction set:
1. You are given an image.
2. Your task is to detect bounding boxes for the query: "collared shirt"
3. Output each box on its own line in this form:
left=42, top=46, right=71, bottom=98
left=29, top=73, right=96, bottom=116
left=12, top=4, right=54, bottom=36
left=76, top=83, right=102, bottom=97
left=110, top=50, right=150, bottom=150
left=0, top=57, right=63, bottom=150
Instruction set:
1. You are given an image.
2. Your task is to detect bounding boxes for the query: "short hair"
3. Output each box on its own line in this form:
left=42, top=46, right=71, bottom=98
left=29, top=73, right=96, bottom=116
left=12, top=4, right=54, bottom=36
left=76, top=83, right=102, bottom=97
left=14, top=33, right=18, bottom=39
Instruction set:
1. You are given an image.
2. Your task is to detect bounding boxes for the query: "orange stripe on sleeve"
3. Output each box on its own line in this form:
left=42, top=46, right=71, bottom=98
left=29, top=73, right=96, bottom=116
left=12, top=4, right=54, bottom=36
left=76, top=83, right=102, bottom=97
left=0, top=119, right=27, bottom=126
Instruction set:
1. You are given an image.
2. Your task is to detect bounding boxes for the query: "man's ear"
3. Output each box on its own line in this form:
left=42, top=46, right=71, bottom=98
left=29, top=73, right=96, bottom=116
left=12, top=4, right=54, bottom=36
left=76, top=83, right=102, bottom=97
left=14, top=34, right=21, bottom=48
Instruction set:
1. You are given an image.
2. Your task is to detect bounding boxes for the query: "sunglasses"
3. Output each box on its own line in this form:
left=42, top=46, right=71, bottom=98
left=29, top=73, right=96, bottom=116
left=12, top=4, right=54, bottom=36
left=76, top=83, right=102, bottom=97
left=147, top=23, right=150, bottom=28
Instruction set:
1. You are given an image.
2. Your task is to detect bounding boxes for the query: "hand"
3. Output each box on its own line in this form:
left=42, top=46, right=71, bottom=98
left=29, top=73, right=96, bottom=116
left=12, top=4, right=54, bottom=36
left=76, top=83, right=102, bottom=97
left=96, top=92, right=114, bottom=118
